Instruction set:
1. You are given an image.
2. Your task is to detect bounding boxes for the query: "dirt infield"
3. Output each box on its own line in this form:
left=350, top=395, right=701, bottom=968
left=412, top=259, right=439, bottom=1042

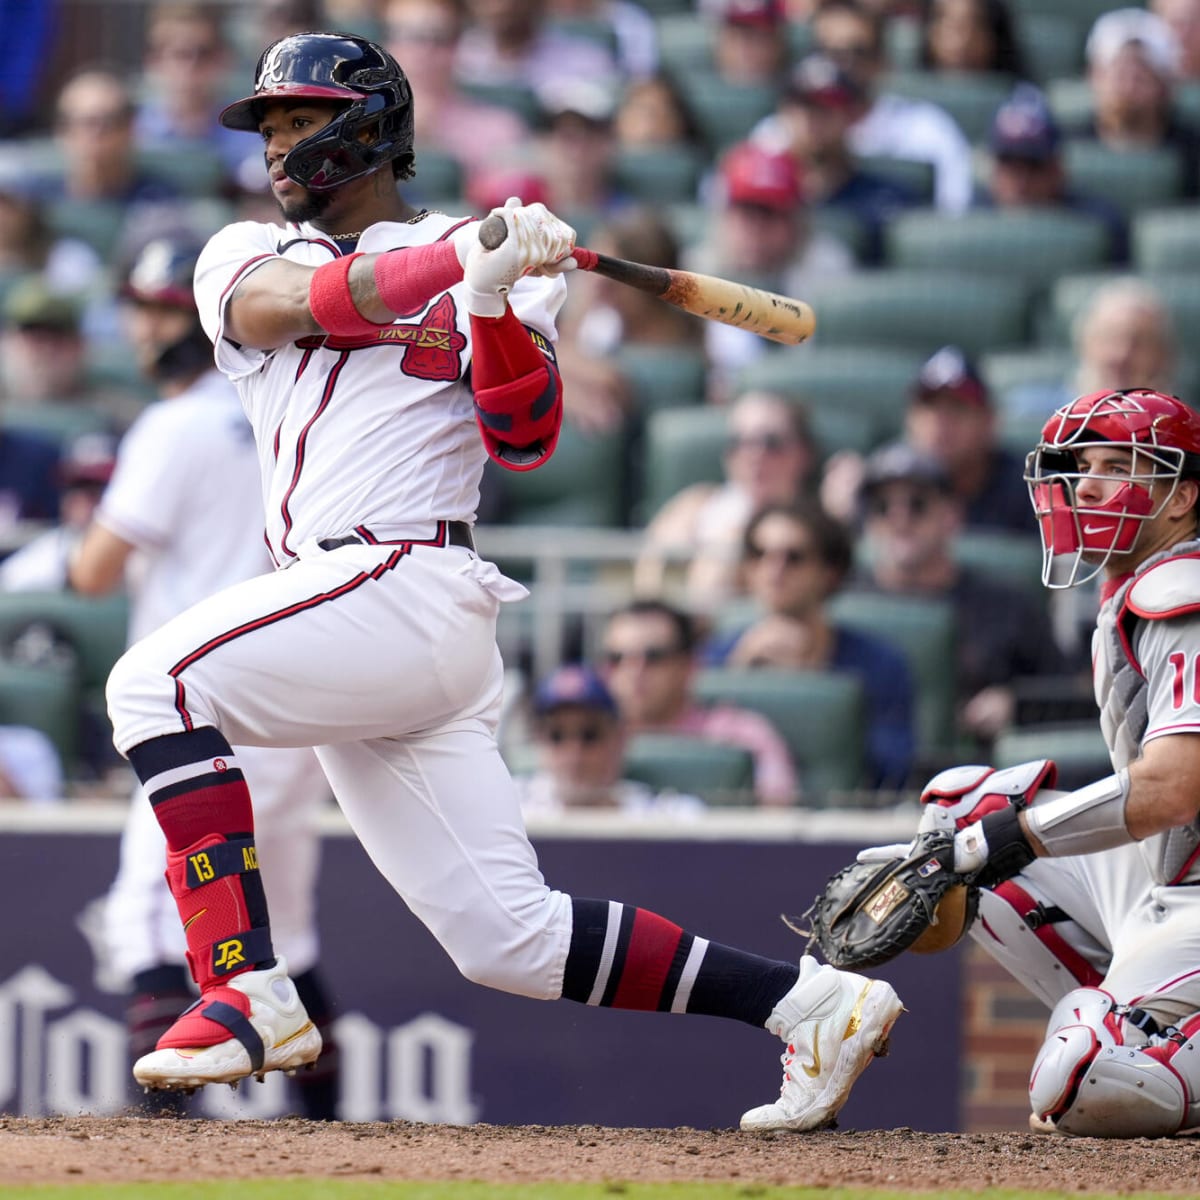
left=2, top=1118, right=1200, bottom=1191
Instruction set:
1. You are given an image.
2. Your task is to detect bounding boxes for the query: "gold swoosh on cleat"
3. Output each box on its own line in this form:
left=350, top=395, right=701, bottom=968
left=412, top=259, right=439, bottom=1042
left=842, top=982, right=875, bottom=1041
left=801, top=1025, right=822, bottom=1078
left=273, top=1021, right=316, bottom=1049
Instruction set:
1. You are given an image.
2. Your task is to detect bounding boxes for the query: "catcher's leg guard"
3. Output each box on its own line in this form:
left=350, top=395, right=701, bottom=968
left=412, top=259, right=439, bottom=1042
left=1029, top=989, right=1196, bottom=1137
left=971, top=878, right=1104, bottom=1008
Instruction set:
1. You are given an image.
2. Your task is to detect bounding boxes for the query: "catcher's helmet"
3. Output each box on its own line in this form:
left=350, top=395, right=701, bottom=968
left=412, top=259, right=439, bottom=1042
left=1025, top=388, right=1200, bottom=588
left=220, top=31, right=414, bottom=190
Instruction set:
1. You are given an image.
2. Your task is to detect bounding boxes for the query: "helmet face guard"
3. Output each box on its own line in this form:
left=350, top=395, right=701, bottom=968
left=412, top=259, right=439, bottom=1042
left=1025, top=390, right=1200, bottom=588
left=221, top=32, right=414, bottom=191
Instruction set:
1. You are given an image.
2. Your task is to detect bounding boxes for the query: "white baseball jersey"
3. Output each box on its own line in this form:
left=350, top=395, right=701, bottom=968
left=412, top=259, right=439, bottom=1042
left=194, top=215, right=565, bottom=563
left=100, top=368, right=329, bottom=983
left=107, top=211, right=582, bottom=1002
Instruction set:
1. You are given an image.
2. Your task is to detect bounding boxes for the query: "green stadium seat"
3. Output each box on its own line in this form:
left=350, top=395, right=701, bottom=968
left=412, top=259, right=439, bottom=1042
left=693, top=667, right=867, bottom=804
left=953, top=529, right=1046, bottom=597
left=0, top=658, right=79, bottom=773
left=613, top=144, right=705, bottom=204
left=409, top=149, right=464, bottom=207
left=993, top=721, right=1111, bottom=791
left=638, top=405, right=727, bottom=519
left=830, top=592, right=958, bottom=760
left=1015, top=12, right=1085, bottom=84
left=655, top=12, right=715, bottom=74
left=674, top=75, right=778, bottom=154
left=458, top=82, right=543, bottom=125
left=809, top=208, right=873, bottom=264
left=884, top=208, right=1112, bottom=290
left=46, top=199, right=126, bottom=259
left=1, top=404, right=112, bottom=445
left=663, top=202, right=711, bottom=252
left=1132, top=206, right=1200, bottom=274
left=855, top=155, right=936, bottom=204
left=981, top=346, right=1076, bottom=401
left=735, top=344, right=927, bottom=450
left=1062, top=142, right=1185, bottom=218
left=1009, top=0, right=1127, bottom=35
left=137, top=146, right=227, bottom=197
left=614, top=345, right=707, bottom=414
left=880, top=70, right=1013, bottom=141
left=501, top=422, right=628, bottom=527
left=1044, top=271, right=1200, bottom=348
left=804, top=271, right=1030, bottom=357
left=623, top=733, right=755, bottom=806
left=0, top=591, right=129, bottom=693
left=1044, top=76, right=1093, bottom=131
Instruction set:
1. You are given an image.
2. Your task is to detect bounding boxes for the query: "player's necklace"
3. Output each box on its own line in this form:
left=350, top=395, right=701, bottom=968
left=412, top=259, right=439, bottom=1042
left=328, top=210, right=437, bottom=241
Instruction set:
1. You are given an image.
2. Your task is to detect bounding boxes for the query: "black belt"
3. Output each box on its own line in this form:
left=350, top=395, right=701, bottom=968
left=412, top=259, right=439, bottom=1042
left=317, top=521, right=474, bottom=553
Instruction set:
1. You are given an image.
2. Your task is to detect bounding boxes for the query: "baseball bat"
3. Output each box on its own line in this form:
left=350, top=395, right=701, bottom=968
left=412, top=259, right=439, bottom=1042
left=477, top=214, right=816, bottom=346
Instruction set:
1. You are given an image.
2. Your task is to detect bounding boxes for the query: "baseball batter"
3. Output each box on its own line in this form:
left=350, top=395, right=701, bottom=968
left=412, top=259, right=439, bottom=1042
left=868, top=389, right=1200, bottom=1137
left=69, top=236, right=339, bottom=1118
left=100, top=31, right=902, bottom=1131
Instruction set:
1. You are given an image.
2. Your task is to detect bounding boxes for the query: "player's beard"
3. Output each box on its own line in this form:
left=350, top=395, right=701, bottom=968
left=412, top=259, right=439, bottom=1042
left=277, top=186, right=335, bottom=225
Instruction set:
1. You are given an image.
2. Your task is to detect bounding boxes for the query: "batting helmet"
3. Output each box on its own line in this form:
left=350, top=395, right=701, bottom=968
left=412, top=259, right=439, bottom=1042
left=119, top=236, right=212, bottom=383
left=220, top=31, right=414, bottom=190
left=1025, top=388, right=1200, bottom=588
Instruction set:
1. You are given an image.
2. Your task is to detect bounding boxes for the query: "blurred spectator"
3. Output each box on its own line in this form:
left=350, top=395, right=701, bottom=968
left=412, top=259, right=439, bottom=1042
left=0, top=432, right=116, bottom=592
left=546, top=0, right=660, bottom=79
left=135, top=2, right=246, bottom=175
left=556, top=207, right=700, bottom=434
left=823, top=346, right=1035, bottom=534
left=0, top=0, right=55, bottom=137
left=384, top=0, right=531, bottom=175
left=976, top=84, right=1128, bottom=262
left=710, top=0, right=791, bottom=86
left=0, top=185, right=103, bottom=299
left=1152, top=0, right=1200, bottom=80
left=1081, top=7, right=1200, bottom=194
left=534, top=78, right=629, bottom=233
left=849, top=441, right=1066, bottom=752
left=456, top=0, right=620, bottom=92
left=810, top=0, right=974, bottom=211
left=600, top=599, right=799, bottom=805
left=42, top=68, right=183, bottom=208
left=1005, top=277, right=1179, bottom=419
left=918, top=0, right=1027, bottom=78
left=685, top=140, right=855, bottom=382
left=636, top=390, right=818, bottom=606
left=705, top=501, right=916, bottom=788
left=614, top=72, right=702, bottom=149
left=765, top=53, right=922, bottom=262
left=0, top=278, right=136, bottom=430
left=515, top=663, right=705, bottom=815
left=0, top=726, right=65, bottom=804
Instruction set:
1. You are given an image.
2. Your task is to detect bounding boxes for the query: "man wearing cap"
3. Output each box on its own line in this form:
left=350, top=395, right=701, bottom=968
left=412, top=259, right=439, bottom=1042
left=849, top=440, right=1070, bottom=759
left=769, top=52, right=921, bottom=264
left=711, top=0, right=790, bottom=87
left=979, top=83, right=1128, bottom=263
left=516, top=663, right=705, bottom=816
left=1081, top=6, right=1200, bottom=197
left=685, top=138, right=854, bottom=379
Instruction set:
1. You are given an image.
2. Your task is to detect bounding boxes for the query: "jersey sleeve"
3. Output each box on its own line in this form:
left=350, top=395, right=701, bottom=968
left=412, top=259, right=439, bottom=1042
left=194, top=222, right=281, bottom=380
left=95, top=405, right=194, bottom=550
left=1138, top=616, right=1200, bottom=744
left=504, top=271, right=568, bottom=343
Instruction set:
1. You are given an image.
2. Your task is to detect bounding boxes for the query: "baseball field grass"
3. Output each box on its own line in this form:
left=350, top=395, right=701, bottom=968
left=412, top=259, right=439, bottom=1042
left=0, top=1188, right=1189, bottom=1200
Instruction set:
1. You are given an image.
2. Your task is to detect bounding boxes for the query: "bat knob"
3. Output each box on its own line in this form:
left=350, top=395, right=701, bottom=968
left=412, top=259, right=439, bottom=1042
left=478, top=214, right=508, bottom=250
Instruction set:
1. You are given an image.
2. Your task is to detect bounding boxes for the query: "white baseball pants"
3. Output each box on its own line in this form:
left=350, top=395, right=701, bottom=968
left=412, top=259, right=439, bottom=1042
left=107, top=541, right=574, bottom=999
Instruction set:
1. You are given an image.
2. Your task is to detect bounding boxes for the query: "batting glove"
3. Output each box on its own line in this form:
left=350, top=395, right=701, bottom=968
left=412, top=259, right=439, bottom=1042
left=462, top=197, right=576, bottom=316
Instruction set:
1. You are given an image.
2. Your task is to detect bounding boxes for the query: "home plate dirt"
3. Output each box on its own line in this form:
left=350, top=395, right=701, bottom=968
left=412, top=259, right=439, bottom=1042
left=2, top=1118, right=1199, bottom=1191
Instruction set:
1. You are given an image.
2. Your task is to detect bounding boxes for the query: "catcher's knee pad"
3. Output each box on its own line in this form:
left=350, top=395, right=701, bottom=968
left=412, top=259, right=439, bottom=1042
left=1030, top=988, right=1190, bottom=1137
left=970, top=880, right=1102, bottom=1009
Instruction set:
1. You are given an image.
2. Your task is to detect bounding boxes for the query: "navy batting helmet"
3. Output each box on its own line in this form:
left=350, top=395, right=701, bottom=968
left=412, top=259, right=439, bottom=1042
left=220, top=31, right=415, bottom=190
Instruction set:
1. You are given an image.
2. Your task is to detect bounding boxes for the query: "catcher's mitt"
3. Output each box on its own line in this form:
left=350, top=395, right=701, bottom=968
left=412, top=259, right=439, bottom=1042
left=800, top=831, right=979, bottom=970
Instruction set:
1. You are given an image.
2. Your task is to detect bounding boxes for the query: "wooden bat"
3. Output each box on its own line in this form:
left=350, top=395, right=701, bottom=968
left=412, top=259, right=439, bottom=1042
left=477, top=214, right=816, bottom=346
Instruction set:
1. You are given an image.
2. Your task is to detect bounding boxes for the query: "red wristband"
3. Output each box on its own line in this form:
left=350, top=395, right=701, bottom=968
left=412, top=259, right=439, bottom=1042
left=308, top=254, right=387, bottom=337
left=374, top=240, right=464, bottom=317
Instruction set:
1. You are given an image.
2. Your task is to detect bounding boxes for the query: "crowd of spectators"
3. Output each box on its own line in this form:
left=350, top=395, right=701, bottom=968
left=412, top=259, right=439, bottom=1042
left=1, top=0, right=1194, bottom=807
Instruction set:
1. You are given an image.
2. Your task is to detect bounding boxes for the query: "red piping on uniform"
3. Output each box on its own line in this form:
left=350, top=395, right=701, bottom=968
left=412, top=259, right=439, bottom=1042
left=294, top=346, right=315, bottom=382
left=219, top=254, right=275, bottom=315
left=169, top=548, right=407, bottom=729
left=279, top=351, right=349, bottom=557
left=353, top=522, right=449, bottom=548
left=992, top=880, right=1103, bottom=987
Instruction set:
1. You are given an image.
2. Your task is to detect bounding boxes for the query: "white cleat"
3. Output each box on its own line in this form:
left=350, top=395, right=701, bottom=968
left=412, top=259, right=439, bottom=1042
left=133, top=957, right=322, bottom=1092
left=740, top=956, right=904, bottom=1133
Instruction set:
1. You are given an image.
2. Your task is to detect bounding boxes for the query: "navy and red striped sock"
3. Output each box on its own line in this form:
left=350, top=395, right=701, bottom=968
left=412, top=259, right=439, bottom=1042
left=562, top=899, right=799, bottom=1027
